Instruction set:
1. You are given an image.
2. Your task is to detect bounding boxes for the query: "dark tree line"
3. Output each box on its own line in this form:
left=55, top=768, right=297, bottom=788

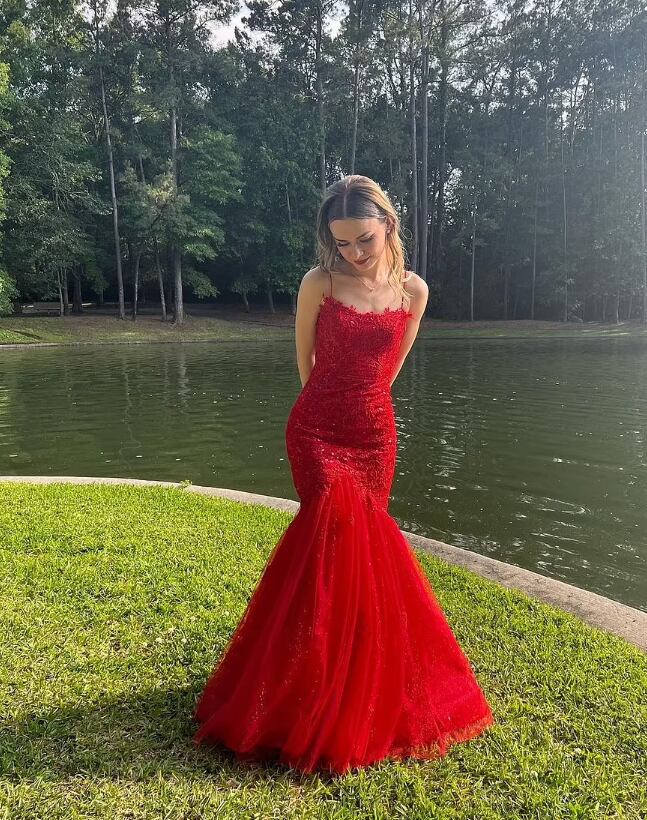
left=0, top=0, right=646, bottom=323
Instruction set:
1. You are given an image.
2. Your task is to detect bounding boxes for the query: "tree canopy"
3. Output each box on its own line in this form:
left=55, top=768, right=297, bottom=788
left=0, top=0, right=646, bottom=322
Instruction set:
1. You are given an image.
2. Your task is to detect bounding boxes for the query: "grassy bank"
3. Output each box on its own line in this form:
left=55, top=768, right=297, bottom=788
left=0, top=481, right=644, bottom=818
left=3, top=309, right=647, bottom=347
left=0, top=312, right=294, bottom=346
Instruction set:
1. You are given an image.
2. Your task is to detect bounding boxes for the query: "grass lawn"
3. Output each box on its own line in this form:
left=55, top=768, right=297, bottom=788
left=0, top=482, right=645, bottom=818
left=3, top=309, right=647, bottom=347
left=0, top=312, right=294, bottom=346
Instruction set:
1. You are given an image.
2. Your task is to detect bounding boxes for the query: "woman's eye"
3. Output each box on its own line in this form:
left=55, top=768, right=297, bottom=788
left=338, top=237, right=373, bottom=247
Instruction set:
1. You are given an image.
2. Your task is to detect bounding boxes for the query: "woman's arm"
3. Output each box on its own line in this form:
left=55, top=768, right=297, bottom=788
left=294, top=267, right=327, bottom=388
left=389, top=275, right=429, bottom=388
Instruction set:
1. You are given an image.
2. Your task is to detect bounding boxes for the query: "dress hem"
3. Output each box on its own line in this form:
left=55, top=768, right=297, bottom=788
left=191, top=708, right=496, bottom=776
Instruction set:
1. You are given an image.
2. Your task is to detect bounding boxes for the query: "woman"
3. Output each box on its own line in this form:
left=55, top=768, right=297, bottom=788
left=192, top=175, right=495, bottom=775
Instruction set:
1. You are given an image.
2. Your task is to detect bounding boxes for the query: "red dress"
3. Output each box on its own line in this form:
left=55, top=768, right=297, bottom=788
left=192, top=272, right=495, bottom=775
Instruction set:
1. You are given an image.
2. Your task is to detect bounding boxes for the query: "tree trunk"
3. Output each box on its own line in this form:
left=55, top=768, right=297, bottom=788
left=419, top=43, right=429, bottom=283
left=155, top=238, right=167, bottom=322
left=172, top=245, right=183, bottom=323
left=431, top=2, right=448, bottom=276
left=57, top=269, right=64, bottom=316
left=408, top=0, right=418, bottom=274
left=501, top=50, right=518, bottom=321
left=560, top=93, right=568, bottom=322
left=92, top=0, right=126, bottom=321
left=457, top=237, right=462, bottom=319
left=349, top=1, right=364, bottom=175
left=315, top=12, right=326, bottom=192
left=72, top=265, right=83, bottom=314
left=131, top=246, right=142, bottom=320
left=470, top=191, right=477, bottom=322
left=169, top=55, right=184, bottom=324
left=512, top=283, right=519, bottom=319
left=531, top=179, right=539, bottom=320
left=99, top=61, right=125, bottom=321
left=62, top=269, right=70, bottom=315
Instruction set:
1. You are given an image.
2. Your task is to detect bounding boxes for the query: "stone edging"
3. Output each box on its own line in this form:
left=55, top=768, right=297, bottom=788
left=2, top=475, right=645, bottom=653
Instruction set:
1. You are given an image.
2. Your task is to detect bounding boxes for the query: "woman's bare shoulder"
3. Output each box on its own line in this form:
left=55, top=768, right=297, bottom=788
left=298, top=265, right=330, bottom=305
left=301, top=265, right=329, bottom=286
left=403, top=271, right=429, bottom=315
left=404, top=270, right=428, bottom=294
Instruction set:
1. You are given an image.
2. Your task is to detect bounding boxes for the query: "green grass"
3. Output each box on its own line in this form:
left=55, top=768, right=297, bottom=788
left=0, top=482, right=645, bottom=818
left=3, top=312, right=647, bottom=347
left=0, top=313, right=293, bottom=346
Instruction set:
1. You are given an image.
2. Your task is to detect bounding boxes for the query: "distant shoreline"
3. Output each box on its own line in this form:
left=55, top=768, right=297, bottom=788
left=3, top=308, right=647, bottom=347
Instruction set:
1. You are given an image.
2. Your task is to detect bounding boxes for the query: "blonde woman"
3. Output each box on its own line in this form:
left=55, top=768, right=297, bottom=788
left=193, top=175, right=495, bottom=775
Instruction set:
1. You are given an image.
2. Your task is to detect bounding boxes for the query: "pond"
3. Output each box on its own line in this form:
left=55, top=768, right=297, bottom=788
left=1, top=335, right=645, bottom=612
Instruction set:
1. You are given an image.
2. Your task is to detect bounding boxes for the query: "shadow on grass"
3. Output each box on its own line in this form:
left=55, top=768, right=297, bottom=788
left=1, top=684, right=326, bottom=784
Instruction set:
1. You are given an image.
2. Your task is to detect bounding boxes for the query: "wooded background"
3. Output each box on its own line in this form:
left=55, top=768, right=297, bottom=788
left=0, top=0, right=646, bottom=323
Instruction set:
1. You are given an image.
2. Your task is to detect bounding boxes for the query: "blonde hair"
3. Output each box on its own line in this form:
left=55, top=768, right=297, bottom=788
left=314, top=175, right=413, bottom=305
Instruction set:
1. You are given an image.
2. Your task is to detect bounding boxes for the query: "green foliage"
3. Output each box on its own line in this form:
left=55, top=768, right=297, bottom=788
left=0, top=0, right=646, bottom=320
left=0, top=263, right=18, bottom=314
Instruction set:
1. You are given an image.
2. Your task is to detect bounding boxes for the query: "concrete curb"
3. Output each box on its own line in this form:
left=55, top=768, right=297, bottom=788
left=2, top=475, right=645, bottom=653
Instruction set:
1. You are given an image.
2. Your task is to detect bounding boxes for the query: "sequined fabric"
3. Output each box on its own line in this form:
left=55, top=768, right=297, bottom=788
left=192, top=288, right=495, bottom=776
left=285, top=294, right=414, bottom=512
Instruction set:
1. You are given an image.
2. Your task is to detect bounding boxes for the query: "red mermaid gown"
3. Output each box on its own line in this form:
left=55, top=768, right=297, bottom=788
left=192, top=277, right=495, bottom=775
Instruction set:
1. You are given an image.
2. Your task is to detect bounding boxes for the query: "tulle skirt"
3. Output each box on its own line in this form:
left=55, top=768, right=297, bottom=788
left=192, top=472, right=494, bottom=775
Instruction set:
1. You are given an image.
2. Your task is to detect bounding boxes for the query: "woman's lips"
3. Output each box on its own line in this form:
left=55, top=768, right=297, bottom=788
left=355, top=256, right=371, bottom=266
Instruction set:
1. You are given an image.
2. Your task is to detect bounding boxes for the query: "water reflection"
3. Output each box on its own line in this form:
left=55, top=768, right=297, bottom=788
left=1, top=335, right=645, bottom=611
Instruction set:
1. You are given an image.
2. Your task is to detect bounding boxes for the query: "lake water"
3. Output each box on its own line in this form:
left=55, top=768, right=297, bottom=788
left=1, top=336, right=645, bottom=612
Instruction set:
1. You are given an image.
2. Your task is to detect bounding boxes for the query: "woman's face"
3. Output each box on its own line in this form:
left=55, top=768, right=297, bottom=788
left=329, top=217, right=391, bottom=272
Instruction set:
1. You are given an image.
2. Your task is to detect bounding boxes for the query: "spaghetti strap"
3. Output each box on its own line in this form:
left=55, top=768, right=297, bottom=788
left=329, top=270, right=333, bottom=298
